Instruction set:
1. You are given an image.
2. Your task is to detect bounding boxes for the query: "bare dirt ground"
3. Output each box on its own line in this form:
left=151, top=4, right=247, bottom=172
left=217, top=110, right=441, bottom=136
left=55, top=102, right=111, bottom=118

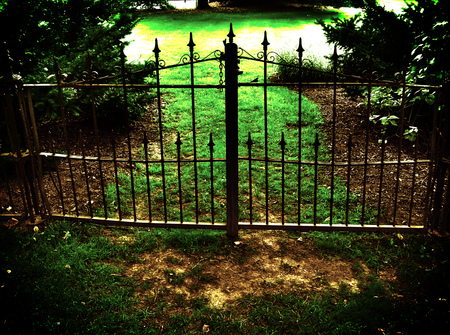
left=109, top=228, right=399, bottom=326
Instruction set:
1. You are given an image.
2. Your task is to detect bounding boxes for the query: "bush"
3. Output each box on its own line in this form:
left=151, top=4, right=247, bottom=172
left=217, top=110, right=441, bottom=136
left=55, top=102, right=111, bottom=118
left=0, top=1, right=170, bottom=127
left=315, top=0, right=448, bottom=140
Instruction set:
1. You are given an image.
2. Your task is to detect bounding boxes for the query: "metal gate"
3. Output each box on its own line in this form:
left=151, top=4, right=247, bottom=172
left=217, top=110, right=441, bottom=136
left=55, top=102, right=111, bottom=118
left=1, top=24, right=448, bottom=236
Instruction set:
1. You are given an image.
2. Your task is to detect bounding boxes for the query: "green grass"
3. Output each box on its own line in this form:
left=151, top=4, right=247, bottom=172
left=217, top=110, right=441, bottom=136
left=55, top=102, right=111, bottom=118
left=1, top=221, right=449, bottom=334
left=124, top=9, right=348, bottom=64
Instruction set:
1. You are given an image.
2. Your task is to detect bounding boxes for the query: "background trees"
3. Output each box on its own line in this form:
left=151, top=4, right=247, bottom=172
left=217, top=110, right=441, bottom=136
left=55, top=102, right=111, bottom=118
left=0, top=0, right=171, bottom=124
left=317, top=0, right=448, bottom=139
left=1, top=0, right=171, bottom=80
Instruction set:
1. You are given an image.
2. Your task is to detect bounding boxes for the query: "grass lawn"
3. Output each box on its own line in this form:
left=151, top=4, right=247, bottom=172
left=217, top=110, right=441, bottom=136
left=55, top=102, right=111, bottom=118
left=1, top=221, right=449, bottom=334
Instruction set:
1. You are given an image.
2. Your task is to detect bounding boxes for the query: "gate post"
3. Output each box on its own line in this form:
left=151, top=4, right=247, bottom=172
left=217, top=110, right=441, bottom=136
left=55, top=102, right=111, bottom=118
left=224, top=24, right=241, bottom=238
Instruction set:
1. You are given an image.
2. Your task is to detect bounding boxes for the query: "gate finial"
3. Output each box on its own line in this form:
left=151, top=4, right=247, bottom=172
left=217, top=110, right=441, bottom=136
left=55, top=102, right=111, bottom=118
left=262, top=31, right=270, bottom=50
left=331, top=45, right=338, bottom=62
left=228, top=23, right=235, bottom=43
left=296, top=37, right=304, bottom=59
left=153, top=38, right=161, bottom=55
left=188, top=32, right=196, bottom=50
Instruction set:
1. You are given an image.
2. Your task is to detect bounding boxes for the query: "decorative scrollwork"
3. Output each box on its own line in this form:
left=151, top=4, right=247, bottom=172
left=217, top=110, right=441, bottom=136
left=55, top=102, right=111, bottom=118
left=257, top=50, right=265, bottom=60
left=200, top=49, right=223, bottom=62
left=112, top=65, right=123, bottom=77
left=394, top=72, right=404, bottom=83
left=192, top=52, right=200, bottom=62
left=237, top=47, right=256, bottom=60
left=158, top=59, right=166, bottom=68
left=302, top=58, right=315, bottom=69
left=266, top=51, right=283, bottom=63
left=362, top=70, right=380, bottom=81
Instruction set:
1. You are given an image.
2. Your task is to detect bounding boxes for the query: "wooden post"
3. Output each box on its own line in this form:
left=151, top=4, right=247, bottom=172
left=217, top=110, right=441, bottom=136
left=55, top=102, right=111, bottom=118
left=225, top=24, right=240, bottom=238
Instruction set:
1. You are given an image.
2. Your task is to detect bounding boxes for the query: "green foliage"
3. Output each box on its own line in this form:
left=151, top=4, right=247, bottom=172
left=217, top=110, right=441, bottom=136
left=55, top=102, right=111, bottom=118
left=317, top=0, right=412, bottom=80
left=0, top=0, right=168, bottom=124
left=293, top=0, right=366, bottom=7
left=275, top=49, right=334, bottom=83
left=403, top=0, right=449, bottom=86
left=317, top=0, right=448, bottom=140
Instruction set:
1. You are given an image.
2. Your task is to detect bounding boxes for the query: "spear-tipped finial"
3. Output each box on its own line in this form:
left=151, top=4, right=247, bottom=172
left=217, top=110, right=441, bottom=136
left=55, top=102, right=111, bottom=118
left=208, top=133, right=215, bottom=149
left=228, top=23, right=235, bottom=43
left=314, top=132, right=320, bottom=150
left=279, top=132, right=286, bottom=149
left=262, top=31, right=270, bottom=49
left=187, top=32, right=196, bottom=50
left=175, top=132, right=182, bottom=147
left=143, top=132, right=148, bottom=145
left=331, top=44, right=338, bottom=62
left=153, top=38, right=161, bottom=55
left=246, top=132, right=254, bottom=147
left=296, top=37, right=305, bottom=58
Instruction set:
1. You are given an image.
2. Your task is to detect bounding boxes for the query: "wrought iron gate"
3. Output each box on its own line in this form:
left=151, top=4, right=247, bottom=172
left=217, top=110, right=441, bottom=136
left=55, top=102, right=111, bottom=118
left=1, top=24, right=448, bottom=236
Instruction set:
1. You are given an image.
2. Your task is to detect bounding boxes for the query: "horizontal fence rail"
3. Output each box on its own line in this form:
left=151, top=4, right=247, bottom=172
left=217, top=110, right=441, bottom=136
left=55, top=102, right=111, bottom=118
left=2, top=24, right=447, bottom=235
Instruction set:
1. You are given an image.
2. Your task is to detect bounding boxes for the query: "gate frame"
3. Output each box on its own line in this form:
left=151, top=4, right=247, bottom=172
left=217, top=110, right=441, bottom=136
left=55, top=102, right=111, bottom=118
left=1, top=24, right=448, bottom=236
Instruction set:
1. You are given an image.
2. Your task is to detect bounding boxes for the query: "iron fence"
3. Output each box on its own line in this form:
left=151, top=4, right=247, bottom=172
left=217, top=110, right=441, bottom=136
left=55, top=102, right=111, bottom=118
left=1, top=24, right=448, bottom=236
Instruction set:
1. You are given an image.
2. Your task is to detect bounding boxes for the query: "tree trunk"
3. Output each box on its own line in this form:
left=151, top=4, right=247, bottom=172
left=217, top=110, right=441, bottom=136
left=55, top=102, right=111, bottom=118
left=197, top=0, right=210, bottom=9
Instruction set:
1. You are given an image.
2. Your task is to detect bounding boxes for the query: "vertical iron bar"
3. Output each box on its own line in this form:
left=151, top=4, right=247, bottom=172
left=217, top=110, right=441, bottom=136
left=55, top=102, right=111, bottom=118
left=262, top=31, right=270, bottom=225
left=424, top=94, right=440, bottom=229
left=96, top=142, right=108, bottom=219
left=225, top=24, right=239, bottom=237
left=53, top=58, right=68, bottom=149
left=50, top=136, right=65, bottom=215
left=246, top=132, right=254, bottom=224
left=120, top=45, right=129, bottom=126
left=279, top=132, right=286, bottom=225
left=313, top=133, right=320, bottom=225
left=297, top=38, right=304, bottom=225
left=377, top=136, right=386, bottom=226
left=112, top=138, right=122, bottom=221
left=17, top=87, right=43, bottom=216
left=25, top=88, right=40, bottom=152
left=208, top=133, right=215, bottom=224
left=393, top=71, right=407, bottom=225
left=188, top=32, right=200, bottom=223
left=154, top=39, right=168, bottom=223
left=176, top=132, right=183, bottom=223
left=345, top=135, right=352, bottom=226
left=42, top=157, right=59, bottom=199
left=408, top=139, right=418, bottom=226
left=127, top=134, right=137, bottom=221
left=25, top=87, right=51, bottom=216
left=67, top=152, right=78, bottom=217
left=80, top=131, right=93, bottom=218
left=54, top=58, right=78, bottom=217
left=361, top=57, right=373, bottom=226
left=329, top=46, right=338, bottom=226
left=143, top=132, right=153, bottom=222
left=87, top=52, right=98, bottom=136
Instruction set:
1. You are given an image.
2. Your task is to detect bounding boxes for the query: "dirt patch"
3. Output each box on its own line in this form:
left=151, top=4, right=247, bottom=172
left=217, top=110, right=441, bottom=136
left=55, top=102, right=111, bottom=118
left=120, top=230, right=373, bottom=315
